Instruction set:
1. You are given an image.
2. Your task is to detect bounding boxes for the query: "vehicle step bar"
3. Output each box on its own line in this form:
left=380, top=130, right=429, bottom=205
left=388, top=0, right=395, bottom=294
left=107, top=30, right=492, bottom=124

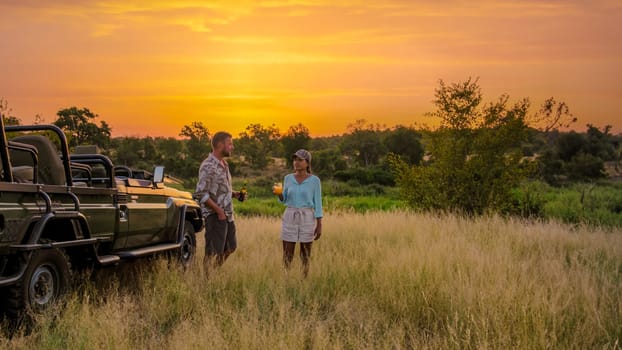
left=48, top=210, right=82, bottom=218
left=117, top=243, right=180, bottom=259
left=97, top=254, right=121, bottom=266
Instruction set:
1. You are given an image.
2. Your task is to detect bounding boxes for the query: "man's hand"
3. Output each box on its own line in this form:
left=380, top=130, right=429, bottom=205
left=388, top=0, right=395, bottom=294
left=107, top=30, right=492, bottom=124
left=216, top=208, right=227, bottom=221
left=205, top=197, right=227, bottom=221
left=232, top=191, right=240, bottom=199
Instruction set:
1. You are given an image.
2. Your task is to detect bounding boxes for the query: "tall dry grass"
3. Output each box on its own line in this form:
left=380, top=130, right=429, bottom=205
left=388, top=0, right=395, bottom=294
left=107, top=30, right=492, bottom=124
left=2, top=211, right=621, bottom=349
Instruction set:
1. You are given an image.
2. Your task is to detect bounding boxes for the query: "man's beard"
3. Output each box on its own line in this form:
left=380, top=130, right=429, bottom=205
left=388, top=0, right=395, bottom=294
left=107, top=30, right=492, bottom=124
left=222, top=150, right=231, bottom=157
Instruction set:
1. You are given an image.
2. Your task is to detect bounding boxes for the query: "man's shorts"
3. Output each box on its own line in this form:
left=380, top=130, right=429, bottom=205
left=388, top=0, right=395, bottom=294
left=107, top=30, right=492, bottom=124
left=204, top=214, right=237, bottom=256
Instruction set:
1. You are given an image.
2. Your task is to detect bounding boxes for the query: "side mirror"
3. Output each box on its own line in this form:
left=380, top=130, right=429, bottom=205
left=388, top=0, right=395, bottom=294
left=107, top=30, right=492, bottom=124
left=153, top=166, right=165, bottom=188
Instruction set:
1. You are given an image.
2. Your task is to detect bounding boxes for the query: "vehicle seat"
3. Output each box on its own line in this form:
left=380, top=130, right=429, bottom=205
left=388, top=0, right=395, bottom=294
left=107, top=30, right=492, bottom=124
left=10, top=135, right=66, bottom=186
left=90, top=163, right=110, bottom=187
left=7, top=141, right=37, bottom=183
left=12, top=166, right=34, bottom=183
left=91, top=164, right=107, bottom=178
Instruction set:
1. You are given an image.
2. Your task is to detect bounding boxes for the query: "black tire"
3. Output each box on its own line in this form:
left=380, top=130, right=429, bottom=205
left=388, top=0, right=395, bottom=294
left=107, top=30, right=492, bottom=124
left=178, top=221, right=196, bottom=268
left=4, top=248, right=71, bottom=318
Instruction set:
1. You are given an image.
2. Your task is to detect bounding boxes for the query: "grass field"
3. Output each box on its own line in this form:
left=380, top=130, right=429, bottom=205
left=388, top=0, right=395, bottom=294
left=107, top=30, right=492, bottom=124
left=2, top=211, right=621, bottom=349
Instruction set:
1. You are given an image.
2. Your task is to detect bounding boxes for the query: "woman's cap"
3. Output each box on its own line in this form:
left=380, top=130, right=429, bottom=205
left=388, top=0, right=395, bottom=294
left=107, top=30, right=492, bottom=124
left=292, top=149, right=311, bottom=162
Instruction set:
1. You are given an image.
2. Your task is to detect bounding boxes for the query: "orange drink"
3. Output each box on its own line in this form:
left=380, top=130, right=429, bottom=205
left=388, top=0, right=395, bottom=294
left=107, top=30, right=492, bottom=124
left=272, top=182, right=283, bottom=195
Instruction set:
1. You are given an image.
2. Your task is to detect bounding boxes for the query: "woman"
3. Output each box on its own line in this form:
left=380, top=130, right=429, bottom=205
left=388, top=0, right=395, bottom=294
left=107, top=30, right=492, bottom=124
left=274, top=149, right=323, bottom=277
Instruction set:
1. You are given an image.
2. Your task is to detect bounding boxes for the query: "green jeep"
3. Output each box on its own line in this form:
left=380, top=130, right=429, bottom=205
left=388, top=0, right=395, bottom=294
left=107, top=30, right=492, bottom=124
left=0, top=119, right=203, bottom=318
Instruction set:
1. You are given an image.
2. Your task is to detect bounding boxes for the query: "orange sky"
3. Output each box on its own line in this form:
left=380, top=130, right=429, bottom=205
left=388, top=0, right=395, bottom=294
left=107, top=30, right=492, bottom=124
left=1, top=1, right=621, bottom=137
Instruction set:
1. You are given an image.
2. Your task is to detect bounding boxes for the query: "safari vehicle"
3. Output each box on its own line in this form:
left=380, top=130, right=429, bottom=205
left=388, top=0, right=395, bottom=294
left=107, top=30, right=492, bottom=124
left=0, top=119, right=203, bottom=318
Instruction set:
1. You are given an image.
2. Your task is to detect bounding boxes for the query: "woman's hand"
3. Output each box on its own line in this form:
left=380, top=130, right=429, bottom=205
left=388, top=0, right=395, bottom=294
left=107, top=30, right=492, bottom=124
left=272, top=183, right=283, bottom=196
left=314, top=220, right=322, bottom=240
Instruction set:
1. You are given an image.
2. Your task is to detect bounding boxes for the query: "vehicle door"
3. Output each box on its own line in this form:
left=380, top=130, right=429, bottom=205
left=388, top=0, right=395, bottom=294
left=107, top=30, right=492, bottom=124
left=121, top=179, right=175, bottom=249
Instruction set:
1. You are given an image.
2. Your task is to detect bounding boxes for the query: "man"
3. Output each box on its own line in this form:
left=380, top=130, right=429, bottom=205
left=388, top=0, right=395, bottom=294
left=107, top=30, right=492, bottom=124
left=195, top=131, right=240, bottom=269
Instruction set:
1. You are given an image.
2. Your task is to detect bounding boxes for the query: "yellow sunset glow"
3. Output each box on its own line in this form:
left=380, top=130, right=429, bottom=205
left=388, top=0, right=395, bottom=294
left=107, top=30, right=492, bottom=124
left=1, top=1, right=621, bottom=137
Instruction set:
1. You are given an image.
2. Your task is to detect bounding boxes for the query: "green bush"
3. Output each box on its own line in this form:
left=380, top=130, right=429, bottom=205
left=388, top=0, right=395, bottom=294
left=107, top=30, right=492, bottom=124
left=235, top=197, right=284, bottom=217
left=506, top=181, right=550, bottom=218
left=333, top=166, right=394, bottom=186
left=542, top=182, right=622, bottom=227
left=323, top=196, right=406, bottom=213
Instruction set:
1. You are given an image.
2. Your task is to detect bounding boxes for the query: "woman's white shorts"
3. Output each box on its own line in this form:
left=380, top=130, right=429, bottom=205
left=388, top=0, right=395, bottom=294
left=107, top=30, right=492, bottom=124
left=281, top=207, right=316, bottom=243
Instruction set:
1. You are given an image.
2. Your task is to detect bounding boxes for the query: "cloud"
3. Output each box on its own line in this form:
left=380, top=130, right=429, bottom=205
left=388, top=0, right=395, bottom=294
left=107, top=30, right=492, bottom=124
left=0, top=1, right=252, bottom=36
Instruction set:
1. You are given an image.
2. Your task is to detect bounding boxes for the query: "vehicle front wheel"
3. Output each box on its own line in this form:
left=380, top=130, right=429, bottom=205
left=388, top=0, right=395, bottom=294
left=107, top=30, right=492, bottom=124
left=178, top=221, right=196, bottom=268
left=4, top=247, right=71, bottom=318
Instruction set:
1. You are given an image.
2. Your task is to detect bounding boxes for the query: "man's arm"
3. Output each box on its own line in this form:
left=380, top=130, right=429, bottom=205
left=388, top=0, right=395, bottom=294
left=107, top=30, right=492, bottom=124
left=195, top=161, right=212, bottom=201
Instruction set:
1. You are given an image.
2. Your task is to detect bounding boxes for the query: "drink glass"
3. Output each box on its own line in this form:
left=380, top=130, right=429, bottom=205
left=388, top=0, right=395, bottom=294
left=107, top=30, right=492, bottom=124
left=272, top=182, right=283, bottom=195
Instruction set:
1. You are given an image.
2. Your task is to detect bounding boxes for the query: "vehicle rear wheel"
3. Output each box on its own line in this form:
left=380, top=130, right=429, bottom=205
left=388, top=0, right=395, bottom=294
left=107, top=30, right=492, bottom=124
left=178, top=221, right=196, bottom=268
left=4, top=248, right=71, bottom=318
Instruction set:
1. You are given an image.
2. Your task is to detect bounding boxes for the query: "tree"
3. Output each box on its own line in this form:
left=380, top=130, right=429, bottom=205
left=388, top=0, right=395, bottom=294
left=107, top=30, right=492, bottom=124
left=155, top=137, right=190, bottom=178
left=33, top=114, right=45, bottom=125
left=114, top=137, right=142, bottom=166
left=141, top=136, right=158, bottom=163
left=531, top=97, right=577, bottom=134
left=383, top=125, right=424, bottom=165
left=281, top=123, right=311, bottom=161
left=556, top=131, right=585, bottom=162
left=527, top=97, right=578, bottom=184
left=1, top=99, right=21, bottom=126
left=566, top=153, right=605, bottom=181
left=585, top=124, right=616, bottom=161
left=340, top=119, right=386, bottom=167
left=179, top=121, right=211, bottom=163
left=180, top=121, right=210, bottom=145
left=236, top=123, right=281, bottom=169
left=539, top=124, right=613, bottom=184
left=54, top=107, right=111, bottom=149
left=90, top=120, right=112, bottom=150
left=312, top=148, right=347, bottom=179
left=389, top=78, right=531, bottom=214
